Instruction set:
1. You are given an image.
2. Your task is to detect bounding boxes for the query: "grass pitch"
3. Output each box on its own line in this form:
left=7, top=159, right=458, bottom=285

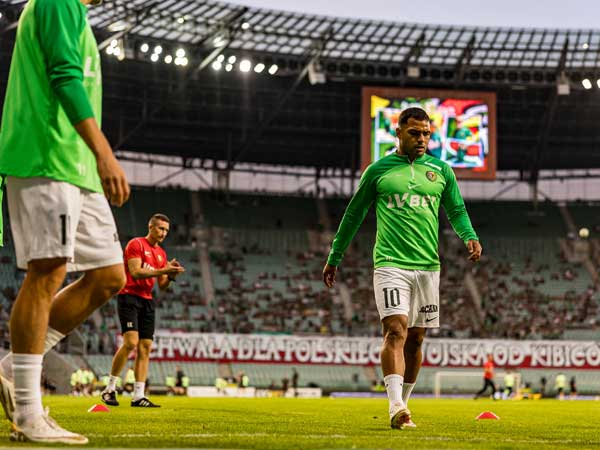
left=0, top=396, right=598, bottom=449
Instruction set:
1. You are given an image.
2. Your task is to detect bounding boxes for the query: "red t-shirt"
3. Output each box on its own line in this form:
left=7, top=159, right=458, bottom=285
left=483, top=361, right=494, bottom=379
left=120, top=237, right=167, bottom=300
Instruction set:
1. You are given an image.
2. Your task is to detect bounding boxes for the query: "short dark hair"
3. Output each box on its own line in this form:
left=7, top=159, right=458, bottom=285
left=399, top=107, right=430, bottom=126
left=149, top=213, right=170, bottom=225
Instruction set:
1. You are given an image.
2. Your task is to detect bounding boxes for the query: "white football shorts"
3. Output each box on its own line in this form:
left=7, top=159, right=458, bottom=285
left=6, top=176, right=123, bottom=272
left=373, top=266, right=440, bottom=328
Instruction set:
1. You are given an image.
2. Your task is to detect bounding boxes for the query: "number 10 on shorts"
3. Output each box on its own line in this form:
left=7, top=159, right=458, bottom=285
left=383, top=287, right=401, bottom=308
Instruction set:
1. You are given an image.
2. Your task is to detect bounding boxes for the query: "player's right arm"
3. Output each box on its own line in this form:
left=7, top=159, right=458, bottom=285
left=127, top=258, right=184, bottom=280
left=323, top=166, right=377, bottom=287
left=35, top=0, right=129, bottom=206
left=124, top=240, right=184, bottom=280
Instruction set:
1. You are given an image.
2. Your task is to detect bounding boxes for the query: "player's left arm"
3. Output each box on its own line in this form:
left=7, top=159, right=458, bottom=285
left=36, top=0, right=130, bottom=206
left=158, top=257, right=184, bottom=290
left=440, top=165, right=482, bottom=262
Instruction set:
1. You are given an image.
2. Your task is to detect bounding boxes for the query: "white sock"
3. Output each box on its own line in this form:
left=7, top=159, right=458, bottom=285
left=384, top=374, right=404, bottom=413
left=0, top=328, right=65, bottom=381
left=133, top=382, right=145, bottom=400
left=402, top=382, right=416, bottom=406
left=44, top=328, right=65, bottom=352
left=107, top=375, right=119, bottom=392
left=13, top=354, right=44, bottom=425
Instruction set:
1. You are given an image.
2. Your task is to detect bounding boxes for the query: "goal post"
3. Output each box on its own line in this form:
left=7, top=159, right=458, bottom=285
left=433, top=371, right=521, bottom=398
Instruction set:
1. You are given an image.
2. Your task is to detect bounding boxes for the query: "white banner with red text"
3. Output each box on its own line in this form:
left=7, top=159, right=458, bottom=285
left=146, top=332, right=600, bottom=369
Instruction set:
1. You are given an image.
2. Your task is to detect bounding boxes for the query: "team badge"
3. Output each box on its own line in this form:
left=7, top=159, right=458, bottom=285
left=426, top=171, right=437, bottom=182
left=158, top=254, right=163, bottom=262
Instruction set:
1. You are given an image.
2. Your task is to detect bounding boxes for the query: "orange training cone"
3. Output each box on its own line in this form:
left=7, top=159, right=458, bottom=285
left=88, top=404, right=110, bottom=413
left=476, top=411, right=499, bottom=420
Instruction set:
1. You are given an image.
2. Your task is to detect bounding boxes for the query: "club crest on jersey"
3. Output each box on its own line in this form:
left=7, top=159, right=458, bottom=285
left=157, top=254, right=162, bottom=262
left=426, top=171, right=437, bottom=182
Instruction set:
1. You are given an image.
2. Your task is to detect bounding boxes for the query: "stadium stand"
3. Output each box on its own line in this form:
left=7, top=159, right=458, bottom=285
left=201, top=192, right=320, bottom=231
left=111, top=187, right=193, bottom=245
left=66, top=190, right=599, bottom=349
left=468, top=201, right=567, bottom=239
left=210, top=242, right=345, bottom=335
left=86, top=354, right=219, bottom=387
left=0, top=187, right=598, bottom=391
left=230, top=363, right=371, bottom=391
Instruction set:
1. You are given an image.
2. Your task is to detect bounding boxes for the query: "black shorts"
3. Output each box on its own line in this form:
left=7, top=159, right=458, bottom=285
left=117, top=294, right=156, bottom=340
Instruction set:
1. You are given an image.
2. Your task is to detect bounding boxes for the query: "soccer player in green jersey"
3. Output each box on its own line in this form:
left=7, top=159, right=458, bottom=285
left=0, top=0, right=129, bottom=444
left=323, top=108, right=481, bottom=429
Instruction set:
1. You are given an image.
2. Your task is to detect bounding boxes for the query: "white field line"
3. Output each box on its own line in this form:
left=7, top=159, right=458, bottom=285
left=83, top=432, right=600, bottom=445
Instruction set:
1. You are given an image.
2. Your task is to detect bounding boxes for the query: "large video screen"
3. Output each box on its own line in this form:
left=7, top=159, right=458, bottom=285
left=361, top=87, right=497, bottom=180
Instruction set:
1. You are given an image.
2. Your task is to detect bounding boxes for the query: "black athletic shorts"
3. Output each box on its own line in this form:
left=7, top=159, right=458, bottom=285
left=117, top=294, right=156, bottom=340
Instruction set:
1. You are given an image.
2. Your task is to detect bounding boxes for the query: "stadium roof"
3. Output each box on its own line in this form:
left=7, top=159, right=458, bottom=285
left=2, top=0, right=600, bottom=174
left=87, top=0, right=600, bottom=70
left=3, top=0, right=598, bottom=69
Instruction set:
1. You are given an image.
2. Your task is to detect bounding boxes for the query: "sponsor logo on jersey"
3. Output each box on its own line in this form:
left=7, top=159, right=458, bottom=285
left=419, top=304, right=439, bottom=313
left=142, top=262, right=157, bottom=271
left=387, top=193, right=436, bottom=209
left=407, top=181, right=421, bottom=190
left=425, top=316, right=438, bottom=322
left=426, top=171, right=437, bottom=182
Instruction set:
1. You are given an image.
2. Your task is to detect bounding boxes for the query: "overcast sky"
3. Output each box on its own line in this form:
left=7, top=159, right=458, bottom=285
left=226, top=0, right=600, bottom=29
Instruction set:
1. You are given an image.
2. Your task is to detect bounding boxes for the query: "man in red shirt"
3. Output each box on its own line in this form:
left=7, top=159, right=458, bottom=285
left=101, top=214, right=184, bottom=407
left=474, top=353, right=497, bottom=399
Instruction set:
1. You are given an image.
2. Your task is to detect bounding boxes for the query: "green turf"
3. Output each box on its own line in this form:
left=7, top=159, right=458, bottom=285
left=0, top=396, right=599, bottom=449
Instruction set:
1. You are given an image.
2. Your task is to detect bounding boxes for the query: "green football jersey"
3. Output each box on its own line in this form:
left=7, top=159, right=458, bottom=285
left=327, top=152, right=478, bottom=271
left=0, top=0, right=102, bottom=193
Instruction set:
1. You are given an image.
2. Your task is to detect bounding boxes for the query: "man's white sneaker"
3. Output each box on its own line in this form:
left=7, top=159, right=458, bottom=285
left=403, top=418, right=417, bottom=428
left=389, top=403, right=412, bottom=430
left=10, top=410, right=88, bottom=445
left=0, top=372, right=15, bottom=422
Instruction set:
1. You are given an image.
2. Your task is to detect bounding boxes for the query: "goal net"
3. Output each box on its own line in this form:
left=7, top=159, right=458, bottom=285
left=433, top=371, right=521, bottom=398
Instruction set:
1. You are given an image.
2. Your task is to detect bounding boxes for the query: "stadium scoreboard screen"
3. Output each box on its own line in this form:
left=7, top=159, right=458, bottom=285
left=361, top=87, right=497, bottom=180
